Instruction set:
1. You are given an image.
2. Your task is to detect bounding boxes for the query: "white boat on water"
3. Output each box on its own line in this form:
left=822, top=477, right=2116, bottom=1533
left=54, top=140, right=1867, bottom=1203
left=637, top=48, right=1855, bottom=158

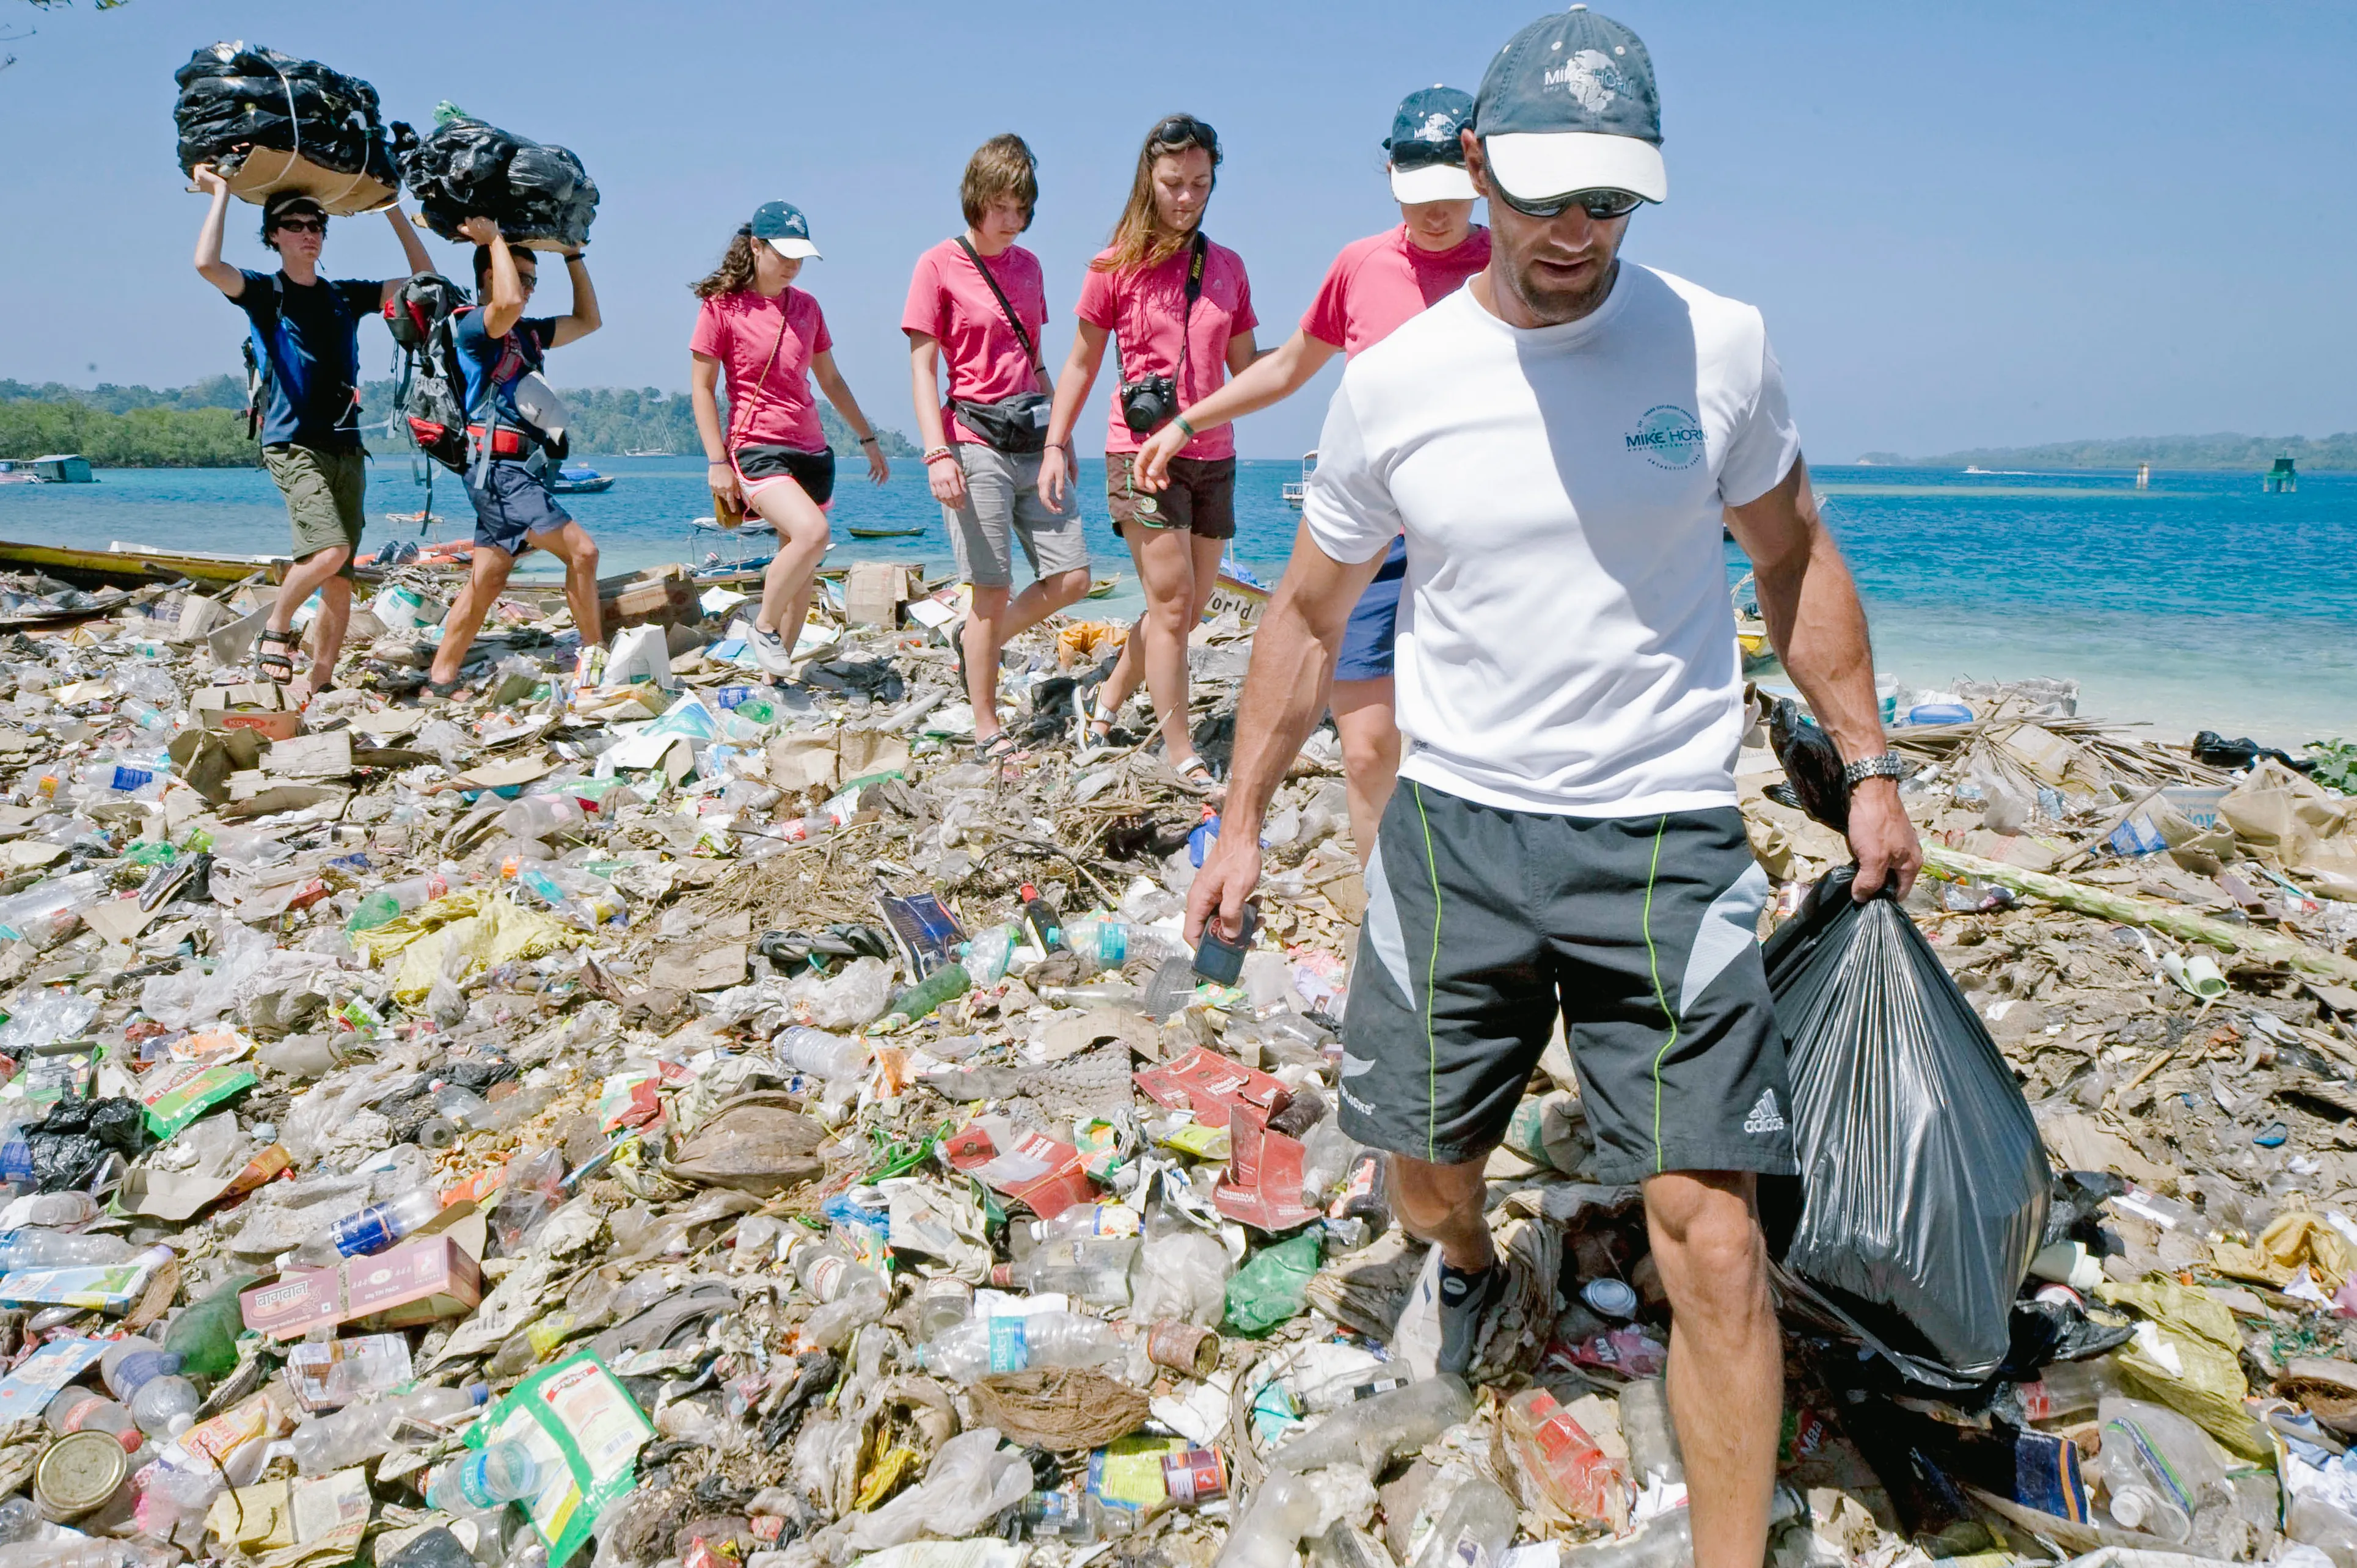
left=1281, top=450, right=1317, bottom=510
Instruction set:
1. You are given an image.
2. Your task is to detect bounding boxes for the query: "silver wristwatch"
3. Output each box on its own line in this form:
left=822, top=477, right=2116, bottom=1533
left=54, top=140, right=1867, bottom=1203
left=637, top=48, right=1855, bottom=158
left=1841, top=753, right=1906, bottom=787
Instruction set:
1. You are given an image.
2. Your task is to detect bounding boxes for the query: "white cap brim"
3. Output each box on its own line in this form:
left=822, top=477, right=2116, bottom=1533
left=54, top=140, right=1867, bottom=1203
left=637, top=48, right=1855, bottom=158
left=1389, top=161, right=1478, bottom=203
left=764, top=236, right=820, bottom=260
left=1485, top=131, right=1667, bottom=205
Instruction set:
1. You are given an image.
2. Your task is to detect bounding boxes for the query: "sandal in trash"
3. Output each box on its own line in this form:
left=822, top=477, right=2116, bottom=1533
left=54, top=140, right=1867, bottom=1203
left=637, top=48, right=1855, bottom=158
left=255, top=627, right=300, bottom=685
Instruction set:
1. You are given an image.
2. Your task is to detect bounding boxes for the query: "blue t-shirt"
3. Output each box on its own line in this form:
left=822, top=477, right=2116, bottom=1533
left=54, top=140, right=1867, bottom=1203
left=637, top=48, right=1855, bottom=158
left=453, top=310, right=558, bottom=427
left=234, top=269, right=380, bottom=450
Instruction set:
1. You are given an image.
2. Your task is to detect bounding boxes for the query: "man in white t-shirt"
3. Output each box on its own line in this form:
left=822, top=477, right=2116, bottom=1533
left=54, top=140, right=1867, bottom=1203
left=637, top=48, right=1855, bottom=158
left=1186, top=10, right=1920, bottom=1567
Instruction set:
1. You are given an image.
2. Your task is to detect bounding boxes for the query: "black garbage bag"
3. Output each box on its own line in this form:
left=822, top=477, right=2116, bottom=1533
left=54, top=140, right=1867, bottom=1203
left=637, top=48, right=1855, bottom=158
left=401, top=112, right=599, bottom=250
left=1760, top=866, right=2050, bottom=1385
left=2191, top=730, right=2311, bottom=775
left=24, top=1095, right=149, bottom=1193
left=1766, top=697, right=1854, bottom=833
left=172, top=42, right=411, bottom=212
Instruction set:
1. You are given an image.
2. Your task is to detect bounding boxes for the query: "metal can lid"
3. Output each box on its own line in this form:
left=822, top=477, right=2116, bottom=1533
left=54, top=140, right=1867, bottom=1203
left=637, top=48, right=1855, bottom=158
left=36, top=1429, right=130, bottom=1516
left=1580, top=1278, right=1639, bottom=1319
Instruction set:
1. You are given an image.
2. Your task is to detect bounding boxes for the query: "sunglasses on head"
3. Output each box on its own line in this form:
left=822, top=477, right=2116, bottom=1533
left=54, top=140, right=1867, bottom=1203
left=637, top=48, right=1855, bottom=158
left=1387, top=140, right=1464, bottom=172
left=1151, top=115, right=1218, bottom=153
left=272, top=217, right=326, bottom=235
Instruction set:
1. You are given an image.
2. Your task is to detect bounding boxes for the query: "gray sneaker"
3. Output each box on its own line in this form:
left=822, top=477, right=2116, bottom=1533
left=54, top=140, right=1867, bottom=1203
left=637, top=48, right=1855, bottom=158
left=749, top=624, right=794, bottom=676
left=1436, top=1260, right=1511, bottom=1379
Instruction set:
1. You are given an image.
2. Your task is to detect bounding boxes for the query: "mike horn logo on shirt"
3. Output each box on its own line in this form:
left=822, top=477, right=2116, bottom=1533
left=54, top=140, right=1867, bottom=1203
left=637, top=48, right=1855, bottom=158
left=1626, top=404, right=1705, bottom=469
left=1543, top=49, right=1631, bottom=114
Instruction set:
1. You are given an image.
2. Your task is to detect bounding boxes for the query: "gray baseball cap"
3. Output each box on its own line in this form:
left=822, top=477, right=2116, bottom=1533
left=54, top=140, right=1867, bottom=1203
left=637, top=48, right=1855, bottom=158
left=1474, top=5, right=1666, bottom=206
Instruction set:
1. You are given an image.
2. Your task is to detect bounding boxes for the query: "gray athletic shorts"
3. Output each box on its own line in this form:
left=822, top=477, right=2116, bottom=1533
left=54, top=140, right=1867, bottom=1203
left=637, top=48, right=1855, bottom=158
left=946, top=443, right=1087, bottom=589
left=1340, top=782, right=1797, bottom=1183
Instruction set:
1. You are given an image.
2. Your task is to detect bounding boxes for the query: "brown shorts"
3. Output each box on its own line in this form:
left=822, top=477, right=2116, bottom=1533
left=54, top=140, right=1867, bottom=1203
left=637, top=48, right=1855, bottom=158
left=1106, top=453, right=1236, bottom=540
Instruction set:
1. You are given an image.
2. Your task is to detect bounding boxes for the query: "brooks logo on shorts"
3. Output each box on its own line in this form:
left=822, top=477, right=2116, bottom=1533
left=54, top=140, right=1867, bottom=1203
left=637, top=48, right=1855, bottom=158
left=1744, top=1089, right=1786, bottom=1135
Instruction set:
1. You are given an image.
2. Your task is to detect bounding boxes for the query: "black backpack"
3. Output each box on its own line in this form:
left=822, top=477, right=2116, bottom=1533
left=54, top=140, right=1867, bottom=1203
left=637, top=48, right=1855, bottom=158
left=382, top=273, right=475, bottom=472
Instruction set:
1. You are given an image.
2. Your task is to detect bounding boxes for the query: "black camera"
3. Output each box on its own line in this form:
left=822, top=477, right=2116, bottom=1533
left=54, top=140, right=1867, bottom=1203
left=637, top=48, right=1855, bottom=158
left=1118, top=374, right=1178, bottom=435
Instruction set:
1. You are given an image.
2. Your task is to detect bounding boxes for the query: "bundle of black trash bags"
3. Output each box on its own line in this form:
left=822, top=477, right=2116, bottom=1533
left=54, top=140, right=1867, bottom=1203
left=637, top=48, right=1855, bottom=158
left=172, top=42, right=411, bottom=213
left=402, top=112, right=599, bottom=251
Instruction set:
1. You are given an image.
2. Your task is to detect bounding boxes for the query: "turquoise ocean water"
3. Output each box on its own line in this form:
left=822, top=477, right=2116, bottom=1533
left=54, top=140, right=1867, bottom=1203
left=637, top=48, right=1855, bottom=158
left=1, top=456, right=2350, bottom=745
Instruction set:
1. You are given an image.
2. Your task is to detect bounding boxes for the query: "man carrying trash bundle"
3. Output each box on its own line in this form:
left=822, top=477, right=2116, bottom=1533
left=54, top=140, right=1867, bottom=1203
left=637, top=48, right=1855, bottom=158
left=1186, top=10, right=1921, bottom=1568
left=424, top=221, right=603, bottom=701
left=191, top=173, right=434, bottom=702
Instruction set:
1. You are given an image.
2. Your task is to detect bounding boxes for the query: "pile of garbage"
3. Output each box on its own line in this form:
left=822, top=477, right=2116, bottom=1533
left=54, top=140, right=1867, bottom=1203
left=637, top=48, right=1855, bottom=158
left=0, top=554, right=2353, bottom=1568
left=171, top=42, right=413, bottom=216
left=401, top=108, right=600, bottom=253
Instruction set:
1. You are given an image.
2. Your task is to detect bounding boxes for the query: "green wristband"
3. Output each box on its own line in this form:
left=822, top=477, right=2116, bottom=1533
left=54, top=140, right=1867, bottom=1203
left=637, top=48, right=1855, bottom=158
left=1174, top=414, right=1197, bottom=439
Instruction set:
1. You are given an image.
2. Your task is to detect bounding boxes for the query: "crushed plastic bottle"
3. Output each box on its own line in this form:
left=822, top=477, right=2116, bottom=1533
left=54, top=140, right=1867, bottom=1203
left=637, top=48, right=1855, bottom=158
left=288, top=1187, right=445, bottom=1269
left=1061, top=916, right=1185, bottom=975
left=916, top=1311, right=1125, bottom=1382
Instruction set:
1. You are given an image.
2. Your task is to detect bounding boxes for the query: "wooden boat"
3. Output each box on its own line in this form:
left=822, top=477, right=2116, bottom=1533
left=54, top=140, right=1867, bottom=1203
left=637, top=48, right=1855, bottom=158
left=1085, top=577, right=1118, bottom=600
left=846, top=524, right=924, bottom=539
left=0, top=536, right=286, bottom=588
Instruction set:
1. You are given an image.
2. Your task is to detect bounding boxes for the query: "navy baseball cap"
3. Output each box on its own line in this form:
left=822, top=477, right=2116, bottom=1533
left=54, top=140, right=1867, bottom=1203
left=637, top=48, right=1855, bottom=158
left=747, top=200, right=820, bottom=260
left=1384, top=86, right=1477, bottom=203
left=1474, top=5, right=1666, bottom=206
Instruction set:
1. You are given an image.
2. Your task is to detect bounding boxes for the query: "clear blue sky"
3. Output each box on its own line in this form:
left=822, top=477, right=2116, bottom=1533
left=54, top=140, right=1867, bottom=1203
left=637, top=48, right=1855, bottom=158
left=4, top=0, right=2353, bottom=460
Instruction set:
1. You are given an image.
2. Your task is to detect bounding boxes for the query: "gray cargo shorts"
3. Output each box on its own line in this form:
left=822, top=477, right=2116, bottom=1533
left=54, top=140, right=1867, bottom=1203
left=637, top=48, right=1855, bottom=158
left=1340, top=782, right=1797, bottom=1183
left=946, top=443, right=1087, bottom=589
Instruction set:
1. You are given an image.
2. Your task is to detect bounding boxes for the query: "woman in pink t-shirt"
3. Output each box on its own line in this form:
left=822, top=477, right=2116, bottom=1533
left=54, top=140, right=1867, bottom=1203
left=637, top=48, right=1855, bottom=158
left=1038, top=114, right=1260, bottom=790
left=1130, top=86, right=1489, bottom=863
left=904, top=135, right=1092, bottom=762
left=689, top=201, right=891, bottom=676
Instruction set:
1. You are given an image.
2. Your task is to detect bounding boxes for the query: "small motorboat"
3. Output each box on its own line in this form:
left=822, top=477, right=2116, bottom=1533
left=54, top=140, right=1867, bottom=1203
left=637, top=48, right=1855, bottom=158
left=846, top=524, right=924, bottom=539
left=1085, top=577, right=1118, bottom=600
left=1282, top=450, right=1317, bottom=510
left=548, top=464, right=615, bottom=495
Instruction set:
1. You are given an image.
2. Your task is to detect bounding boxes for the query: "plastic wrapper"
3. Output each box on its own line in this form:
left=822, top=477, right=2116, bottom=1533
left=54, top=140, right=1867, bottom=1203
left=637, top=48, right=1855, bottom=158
left=842, top=1426, right=1034, bottom=1551
left=401, top=112, right=599, bottom=251
left=1131, top=1230, right=1233, bottom=1329
left=172, top=42, right=411, bottom=214
left=1760, top=864, right=2050, bottom=1385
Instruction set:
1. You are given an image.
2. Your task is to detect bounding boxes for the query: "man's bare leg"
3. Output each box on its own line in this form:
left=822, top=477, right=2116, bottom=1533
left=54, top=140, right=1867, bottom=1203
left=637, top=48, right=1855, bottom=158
left=1645, top=1169, right=1780, bottom=1568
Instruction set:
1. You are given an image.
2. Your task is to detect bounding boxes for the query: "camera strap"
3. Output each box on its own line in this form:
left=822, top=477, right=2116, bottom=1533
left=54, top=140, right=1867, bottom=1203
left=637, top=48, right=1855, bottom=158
left=1172, top=230, right=1208, bottom=390
left=954, top=237, right=1044, bottom=387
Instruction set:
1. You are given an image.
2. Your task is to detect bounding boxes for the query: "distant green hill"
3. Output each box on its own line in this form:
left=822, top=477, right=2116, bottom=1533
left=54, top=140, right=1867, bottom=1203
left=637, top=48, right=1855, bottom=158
left=1856, top=432, right=2357, bottom=470
left=0, top=377, right=915, bottom=467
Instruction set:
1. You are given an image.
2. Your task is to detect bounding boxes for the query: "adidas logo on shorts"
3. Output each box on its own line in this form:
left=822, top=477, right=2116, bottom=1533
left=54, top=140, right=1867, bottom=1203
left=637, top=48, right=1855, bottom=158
left=1744, top=1089, right=1786, bottom=1135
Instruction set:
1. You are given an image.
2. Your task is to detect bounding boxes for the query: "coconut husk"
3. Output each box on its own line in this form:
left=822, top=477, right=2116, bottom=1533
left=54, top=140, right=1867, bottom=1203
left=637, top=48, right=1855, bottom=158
left=968, top=1366, right=1148, bottom=1451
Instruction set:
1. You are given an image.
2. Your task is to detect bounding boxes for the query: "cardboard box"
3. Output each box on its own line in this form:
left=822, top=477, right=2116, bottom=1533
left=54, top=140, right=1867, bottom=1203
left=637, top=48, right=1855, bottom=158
left=239, top=1230, right=483, bottom=1340
left=346, top=1233, right=480, bottom=1329
left=845, top=562, right=912, bottom=628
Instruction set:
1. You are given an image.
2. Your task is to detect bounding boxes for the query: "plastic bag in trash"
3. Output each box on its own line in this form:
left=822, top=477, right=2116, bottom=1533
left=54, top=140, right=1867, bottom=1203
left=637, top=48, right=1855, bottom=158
left=1760, top=865, right=2049, bottom=1385
left=842, top=1426, right=1034, bottom=1550
left=23, top=1095, right=149, bottom=1192
left=400, top=109, right=598, bottom=250
left=1767, top=698, right=1853, bottom=834
left=172, top=42, right=412, bottom=210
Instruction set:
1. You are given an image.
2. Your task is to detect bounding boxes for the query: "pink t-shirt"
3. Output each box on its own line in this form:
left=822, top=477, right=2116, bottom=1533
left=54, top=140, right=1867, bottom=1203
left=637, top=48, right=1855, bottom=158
left=902, top=238, right=1049, bottom=448
left=690, top=287, right=833, bottom=452
left=1073, top=237, right=1256, bottom=459
left=1301, top=225, right=1491, bottom=358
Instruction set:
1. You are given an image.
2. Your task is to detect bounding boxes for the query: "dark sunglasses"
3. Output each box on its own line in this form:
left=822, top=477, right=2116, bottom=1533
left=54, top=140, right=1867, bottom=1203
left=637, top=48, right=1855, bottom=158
left=1489, top=183, right=1645, bottom=222
left=1151, top=115, right=1219, bottom=154
left=272, top=217, right=326, bottom=235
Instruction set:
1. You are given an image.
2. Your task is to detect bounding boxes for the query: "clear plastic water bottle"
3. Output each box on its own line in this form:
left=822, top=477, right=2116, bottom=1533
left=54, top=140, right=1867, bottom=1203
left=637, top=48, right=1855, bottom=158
left=778, top=1027, right=871, bottom=1081
left=129, top=1373, right=201, bottom=1439
left=100, top=1336, right=180, bottom=1401
left=426, top=1439, right=543, bottom=1512
left=13, top=1191, right=101, bottom=1228
left=960, top=924, right=1023, bottom=983
left=915, top=1311, right=1124, bottom=1383
left=290, top=1187, right=445, bottom=1269
left=1061, top=917, right=1183, bottom=975
left=990, top=1238, right=1139, bottom=1306
left=0, top=1227, right=134, bottom=1269
left=45, top=1389, right=140, bottom=1448
left=289, top=1385, right=484, bottom=1474
left=497, top=793, right=587, bottom=841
